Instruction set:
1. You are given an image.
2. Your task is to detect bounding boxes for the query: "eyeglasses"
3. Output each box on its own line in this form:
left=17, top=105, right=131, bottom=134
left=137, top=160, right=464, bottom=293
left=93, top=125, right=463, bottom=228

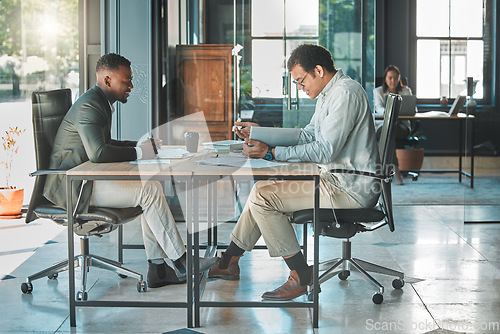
left=292, top=72, right=309, bottom=87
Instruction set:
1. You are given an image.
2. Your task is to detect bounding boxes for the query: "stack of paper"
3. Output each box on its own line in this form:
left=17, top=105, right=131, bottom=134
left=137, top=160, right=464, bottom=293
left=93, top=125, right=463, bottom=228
left=157, top=148, right=191, bottom=158
left=131, top=159, right=171, bottom=165
left=202, top=140, right=244, bottom=152
left=416, top=111, right=450, bottom=117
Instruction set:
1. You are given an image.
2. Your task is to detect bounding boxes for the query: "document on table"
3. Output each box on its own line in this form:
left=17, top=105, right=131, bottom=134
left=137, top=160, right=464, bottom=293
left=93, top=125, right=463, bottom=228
left=157, top=148, right=192, bottom=159
left=130, top=159, right=171, bottom=164
left=416, top=111, right=450, bottom=117
left=202, top=140, right=244, bottom=151
left=198, top=156, right=286, bottom=168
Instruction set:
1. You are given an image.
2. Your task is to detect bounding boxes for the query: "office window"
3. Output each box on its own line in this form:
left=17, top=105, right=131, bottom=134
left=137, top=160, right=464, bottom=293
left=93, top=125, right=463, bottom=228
left=250, top=0, right=319, bottom=98
left=0, top=0, right=78, bottom=194
left=0, top=0, right=79, bottom=101
left=416, top=0, right=491, bottom=101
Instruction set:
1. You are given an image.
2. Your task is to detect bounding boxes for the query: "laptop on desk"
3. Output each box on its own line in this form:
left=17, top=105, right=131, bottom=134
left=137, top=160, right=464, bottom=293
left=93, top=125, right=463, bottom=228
left=399, top=95, right=417, bottom=116
left=417, top=95, right=466, bottom=117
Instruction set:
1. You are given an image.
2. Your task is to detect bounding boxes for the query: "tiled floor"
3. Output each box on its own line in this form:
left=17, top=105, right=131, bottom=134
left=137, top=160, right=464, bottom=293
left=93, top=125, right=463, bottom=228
left=1, top=177, right=500, bottom=333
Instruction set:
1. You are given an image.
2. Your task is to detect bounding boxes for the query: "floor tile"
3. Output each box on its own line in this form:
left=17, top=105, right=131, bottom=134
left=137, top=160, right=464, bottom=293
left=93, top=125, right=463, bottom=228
left=1, top=178, right=500, bottom=333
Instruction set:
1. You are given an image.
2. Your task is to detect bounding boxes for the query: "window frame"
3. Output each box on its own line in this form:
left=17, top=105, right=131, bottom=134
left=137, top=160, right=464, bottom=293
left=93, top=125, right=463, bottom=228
left=412, top=0, right=495, bottom=106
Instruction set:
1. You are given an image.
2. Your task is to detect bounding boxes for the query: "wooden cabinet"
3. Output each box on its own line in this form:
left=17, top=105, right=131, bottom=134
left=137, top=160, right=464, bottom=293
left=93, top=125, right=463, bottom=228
left=175, top=44, right=234, bottom=143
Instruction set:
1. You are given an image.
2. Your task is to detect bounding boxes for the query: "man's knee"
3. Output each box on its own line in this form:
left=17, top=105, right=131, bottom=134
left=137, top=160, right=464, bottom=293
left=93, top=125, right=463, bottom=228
left=250, top=182, right=281, bottom=211
left=141, top=180, right=164, bottom=199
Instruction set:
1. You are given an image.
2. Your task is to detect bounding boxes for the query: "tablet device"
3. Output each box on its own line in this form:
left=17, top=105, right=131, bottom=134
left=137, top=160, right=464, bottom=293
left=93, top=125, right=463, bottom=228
left=249, top=127, right=301, bottom=147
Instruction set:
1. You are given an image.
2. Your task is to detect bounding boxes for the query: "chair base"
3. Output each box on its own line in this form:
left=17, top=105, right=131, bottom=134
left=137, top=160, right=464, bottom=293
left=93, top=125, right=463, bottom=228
left=21, top=237, right=147, bottom=298
left=313, top=240, right=404, bottom=303
left=402, top=171, right=419, bottom=181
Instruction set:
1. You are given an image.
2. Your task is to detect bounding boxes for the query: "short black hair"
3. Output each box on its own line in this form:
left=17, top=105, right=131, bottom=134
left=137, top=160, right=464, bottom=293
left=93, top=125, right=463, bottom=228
left=287, top=44, right=335, bottom=73
left=96, top=53, right=131, bottom=72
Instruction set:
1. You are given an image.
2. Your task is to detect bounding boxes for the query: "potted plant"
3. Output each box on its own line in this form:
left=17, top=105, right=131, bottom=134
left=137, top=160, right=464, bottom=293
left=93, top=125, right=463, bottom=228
left=0, top=126, right=26, bottom=219
left=395, top=126, right=426, bottom=172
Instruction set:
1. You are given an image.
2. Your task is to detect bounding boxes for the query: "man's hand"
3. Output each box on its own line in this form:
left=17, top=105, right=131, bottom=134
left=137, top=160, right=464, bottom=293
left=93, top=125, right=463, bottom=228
left=138, top=138, right=162, bottom=149
left=234, top=121, right=259, bottom=140
left=243, top=138, right=268, bottom=159
left=137, top=138, right=161, bottom=160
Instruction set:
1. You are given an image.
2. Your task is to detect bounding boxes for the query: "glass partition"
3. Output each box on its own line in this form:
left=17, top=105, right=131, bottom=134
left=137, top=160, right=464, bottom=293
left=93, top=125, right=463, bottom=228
left=463, top=107, right=500, bottom=224
left=234, top=0, right=375, bottom=128
left=0, top=0, right=78, bottom=204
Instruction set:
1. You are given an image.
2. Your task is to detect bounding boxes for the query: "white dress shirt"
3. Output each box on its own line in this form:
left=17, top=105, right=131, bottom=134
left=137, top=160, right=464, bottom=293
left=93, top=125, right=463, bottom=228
left=109, top=100, right=143, bottom=159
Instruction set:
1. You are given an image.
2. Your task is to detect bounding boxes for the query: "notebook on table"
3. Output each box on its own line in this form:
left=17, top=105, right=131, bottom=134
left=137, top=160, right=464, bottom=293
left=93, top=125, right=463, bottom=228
left=417, top=95, right=466, bottom=117
left=398, top=95, right=418, bottom=116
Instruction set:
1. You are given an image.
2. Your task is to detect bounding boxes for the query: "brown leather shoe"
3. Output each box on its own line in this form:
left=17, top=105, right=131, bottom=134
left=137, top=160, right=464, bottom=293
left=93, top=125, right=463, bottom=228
left=208, top=253, right=241, bottom=281
left=261, top=270, right=310, bottom=301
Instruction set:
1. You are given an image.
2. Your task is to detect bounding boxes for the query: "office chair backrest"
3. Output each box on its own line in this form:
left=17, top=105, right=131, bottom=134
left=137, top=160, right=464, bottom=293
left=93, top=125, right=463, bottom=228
left=378, top=93, right=401, bottom=232
left=379, top=94, right=401, bottom=167
left=26, top=89, right=73, bottom=223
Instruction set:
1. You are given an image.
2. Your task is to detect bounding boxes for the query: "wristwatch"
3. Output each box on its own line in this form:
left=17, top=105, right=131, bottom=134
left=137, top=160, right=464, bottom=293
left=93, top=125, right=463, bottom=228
left=264, top=147, right=273, bottom=161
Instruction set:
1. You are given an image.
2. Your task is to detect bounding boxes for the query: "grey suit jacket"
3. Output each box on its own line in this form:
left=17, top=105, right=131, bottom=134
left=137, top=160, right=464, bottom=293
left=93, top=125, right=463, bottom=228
left=44, top=86, right=137, bottom=212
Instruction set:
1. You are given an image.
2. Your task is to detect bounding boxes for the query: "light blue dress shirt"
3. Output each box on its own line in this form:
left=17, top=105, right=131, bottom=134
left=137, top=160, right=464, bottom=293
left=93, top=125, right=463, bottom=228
left=275, top=69, right=381, bottom=208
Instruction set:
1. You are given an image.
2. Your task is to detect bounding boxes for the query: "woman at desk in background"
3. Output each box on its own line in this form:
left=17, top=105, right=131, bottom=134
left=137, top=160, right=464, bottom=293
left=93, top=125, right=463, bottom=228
left=373, top=65, right=413, bottom=185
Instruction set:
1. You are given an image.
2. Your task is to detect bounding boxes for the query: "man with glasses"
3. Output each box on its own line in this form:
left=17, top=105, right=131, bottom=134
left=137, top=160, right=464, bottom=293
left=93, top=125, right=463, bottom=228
left=209, top=44, right=380, bottom=300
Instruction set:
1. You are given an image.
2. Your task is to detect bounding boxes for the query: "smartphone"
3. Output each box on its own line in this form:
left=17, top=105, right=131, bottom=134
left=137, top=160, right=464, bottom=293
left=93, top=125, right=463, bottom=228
left=149, top=137, right=158, bottom=155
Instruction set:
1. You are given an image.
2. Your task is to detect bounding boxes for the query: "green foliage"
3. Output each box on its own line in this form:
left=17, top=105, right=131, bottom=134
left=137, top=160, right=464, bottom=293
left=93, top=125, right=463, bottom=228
left=0, top=0, right=22, bottom=56
left=318, top=0, right=375, bottom=84
left=0, top=0, right=79, bottom=97
left=239, top=64, right=253, bottom=108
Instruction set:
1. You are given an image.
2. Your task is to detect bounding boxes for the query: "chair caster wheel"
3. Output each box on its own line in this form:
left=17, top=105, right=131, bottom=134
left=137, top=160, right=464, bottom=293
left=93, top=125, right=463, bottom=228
left=307, top=285, right=321, bottom=301
left=372, top=292, right=383, bottom=304
left=392, top=278, right=404, bottom=289
left=137, top=280, right=147, bottom=292
left=77, top=291, right=88, bottom=301
left=21, top=282, right=33, bottom=294
left=48, top=273, right=58, bottom=280
left=338, top=270, right=350, bottom=280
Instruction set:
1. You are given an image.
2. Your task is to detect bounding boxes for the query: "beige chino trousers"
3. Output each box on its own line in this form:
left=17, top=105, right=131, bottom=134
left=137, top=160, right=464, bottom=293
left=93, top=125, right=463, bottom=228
left=91, top=180, right=186, bottom=260
left=230, top=179, right=361, bottom=257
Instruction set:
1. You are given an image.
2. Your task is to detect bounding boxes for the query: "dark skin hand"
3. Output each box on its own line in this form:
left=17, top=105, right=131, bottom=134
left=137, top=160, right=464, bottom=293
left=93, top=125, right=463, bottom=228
left=137, top=138, right=162, bottom=159
left=234, top=121, right=271, bottom=159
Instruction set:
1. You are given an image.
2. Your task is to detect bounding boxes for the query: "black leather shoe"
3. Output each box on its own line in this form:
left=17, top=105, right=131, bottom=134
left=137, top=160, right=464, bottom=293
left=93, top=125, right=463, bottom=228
left=171, top=254, right=218, bottom=278
left=147, top=260, right=186, bottom=288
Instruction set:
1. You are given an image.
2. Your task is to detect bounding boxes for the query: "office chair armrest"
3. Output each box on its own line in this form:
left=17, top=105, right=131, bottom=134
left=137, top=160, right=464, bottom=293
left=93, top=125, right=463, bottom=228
left=29, top=169, right=67, bottom=177
left=329, top=169, right=394, bottom=183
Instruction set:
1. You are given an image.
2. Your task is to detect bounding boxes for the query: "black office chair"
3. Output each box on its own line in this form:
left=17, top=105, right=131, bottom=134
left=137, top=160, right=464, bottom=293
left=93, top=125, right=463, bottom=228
left=291, top=93, right=405, bottom=304
left=21, top=89, right=147, bottom=300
